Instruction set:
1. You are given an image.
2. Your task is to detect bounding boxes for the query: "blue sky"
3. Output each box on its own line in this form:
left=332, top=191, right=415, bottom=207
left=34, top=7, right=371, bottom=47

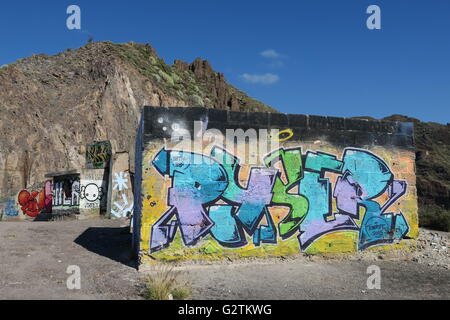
left=1, top=0, right=449, bottom=123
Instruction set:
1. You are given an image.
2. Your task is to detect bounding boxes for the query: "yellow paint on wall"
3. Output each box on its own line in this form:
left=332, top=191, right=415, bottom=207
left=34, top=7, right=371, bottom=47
left=138, top=140, right=419, bottom=264
left=305, top=232, right=358, bottom=254
left=140, top=151, right=171, bottom=253
left=149, top=232, right=301, bottom=263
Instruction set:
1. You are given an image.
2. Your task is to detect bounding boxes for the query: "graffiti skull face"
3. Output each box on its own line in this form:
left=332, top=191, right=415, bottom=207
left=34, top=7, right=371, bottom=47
left=81, top=183, right=102, bottom=202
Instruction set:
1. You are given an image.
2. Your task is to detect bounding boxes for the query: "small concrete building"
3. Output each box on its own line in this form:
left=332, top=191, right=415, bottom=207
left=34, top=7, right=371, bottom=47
left=0, top=140, right=134, bottom=222
left=46, top=168, right=109, bottom=220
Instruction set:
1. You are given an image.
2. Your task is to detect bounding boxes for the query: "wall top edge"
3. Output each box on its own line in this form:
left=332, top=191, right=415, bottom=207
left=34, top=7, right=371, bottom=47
left=141, top=106, right=414, bottom=138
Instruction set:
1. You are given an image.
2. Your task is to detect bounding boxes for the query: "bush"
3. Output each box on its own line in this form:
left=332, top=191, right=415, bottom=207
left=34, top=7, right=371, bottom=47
left=419, top=205, right=450, bottom=232
left=142, top=265, right=192, bottom=300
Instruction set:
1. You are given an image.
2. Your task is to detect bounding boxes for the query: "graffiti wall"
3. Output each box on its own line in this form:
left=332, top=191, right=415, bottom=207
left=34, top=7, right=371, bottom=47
left=79, top=169, right=108, bottom=216
left=86, top=141, right=112, bottom=169
left=14, top=181, right=53, bottom=219
left=52, top=174, right=80, bottom=215
left=0, top=197, right=19, bottom=220
left=108, top=152, right=134, bottom=219
left=134, top=107, right=419, bottom=263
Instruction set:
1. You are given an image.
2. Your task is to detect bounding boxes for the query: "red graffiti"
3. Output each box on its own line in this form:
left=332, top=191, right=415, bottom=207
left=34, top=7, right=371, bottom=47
left=18, top=189, right=46, bottom=217
left=17, top=181, right=53, bottom=217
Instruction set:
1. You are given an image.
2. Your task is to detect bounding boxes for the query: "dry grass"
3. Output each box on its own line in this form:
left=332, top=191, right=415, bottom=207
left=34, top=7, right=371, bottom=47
left=142, top=265, right=192, bottom=300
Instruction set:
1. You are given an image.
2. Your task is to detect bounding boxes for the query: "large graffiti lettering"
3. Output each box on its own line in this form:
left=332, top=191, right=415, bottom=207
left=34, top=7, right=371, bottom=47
left=150, top=149, right=228, bottom=252
left=264, top=148, right=309, bottom=239
left=211, top=147, right=277, bottom=246
left=149, top=146, right=410, bottom=253
left=53, top=177, right=79, bottom=208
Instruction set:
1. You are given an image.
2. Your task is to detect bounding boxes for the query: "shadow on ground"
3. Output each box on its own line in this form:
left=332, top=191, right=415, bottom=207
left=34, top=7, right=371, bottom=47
left=74, top=227, right=137, bottom=269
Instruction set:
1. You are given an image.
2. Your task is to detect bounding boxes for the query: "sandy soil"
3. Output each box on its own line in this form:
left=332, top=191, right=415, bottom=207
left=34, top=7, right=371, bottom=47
left=0, top=219, right=448, bottom=300
left=0, top=219, right=140, bottom=300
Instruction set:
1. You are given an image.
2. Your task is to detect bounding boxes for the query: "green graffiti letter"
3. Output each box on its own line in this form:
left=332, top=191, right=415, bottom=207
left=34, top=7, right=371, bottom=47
left=265, top=148, right=309, bottom=238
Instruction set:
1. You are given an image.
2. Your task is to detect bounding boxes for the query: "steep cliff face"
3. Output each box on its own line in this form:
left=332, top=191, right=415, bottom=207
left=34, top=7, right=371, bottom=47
left=0, top=42, right=275, bottom=197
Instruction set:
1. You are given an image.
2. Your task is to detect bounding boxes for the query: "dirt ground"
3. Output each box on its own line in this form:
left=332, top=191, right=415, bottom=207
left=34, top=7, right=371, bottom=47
left=0, top=219, right=448, bottom=300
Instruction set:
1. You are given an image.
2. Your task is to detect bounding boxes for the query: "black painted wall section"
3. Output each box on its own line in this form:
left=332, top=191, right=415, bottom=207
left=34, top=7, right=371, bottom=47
left=133, top=116, right=144, bottom=257
left=140, top=106, right=415, bottom=151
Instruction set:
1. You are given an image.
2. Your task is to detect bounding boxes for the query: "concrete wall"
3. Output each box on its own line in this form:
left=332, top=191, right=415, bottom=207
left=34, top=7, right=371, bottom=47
left=0, top=197, right=20, bottom=220
left=135, top=106, right=418, bottom=263
left=86, top=141, right=112, bottom=169
left=1, top=181, right=52, bottom=221
left=79, top=168, right=109, bottom=218
left=52, top=174, right=80, bottom=216
left=108, top=152, right=134, bottom=219
left=1, top=141, right=112, bottom=221
left=132, top=118, right=144, bottom=256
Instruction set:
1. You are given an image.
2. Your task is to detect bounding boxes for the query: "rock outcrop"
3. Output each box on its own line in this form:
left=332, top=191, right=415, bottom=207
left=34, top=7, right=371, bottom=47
left=0, top=42, right=275, bottom=197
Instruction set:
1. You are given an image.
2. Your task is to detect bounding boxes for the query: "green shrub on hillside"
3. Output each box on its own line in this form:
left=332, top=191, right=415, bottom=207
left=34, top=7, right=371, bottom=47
left=419, top=205, right=450, bottom=232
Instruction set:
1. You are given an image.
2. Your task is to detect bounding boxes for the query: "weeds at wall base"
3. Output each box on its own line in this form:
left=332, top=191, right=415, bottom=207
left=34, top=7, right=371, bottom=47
left=141, top=265, right=192, bottom=300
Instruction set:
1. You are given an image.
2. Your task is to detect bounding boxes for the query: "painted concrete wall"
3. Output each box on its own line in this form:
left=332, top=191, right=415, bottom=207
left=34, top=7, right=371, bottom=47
left=52, top=174, right=80, bottom=216
left=86, top=141, right=112, bottom=169
left=1, top=141, right=112, bottom=221
left=108, top=152, right=134, bottom=219
left=133, top=107, right=417, bottom=263
left=78, top=168, right=108, bottom=218
left=1, top=181, right=52, bottom=221
left=0, top=197, right=20, bottom=220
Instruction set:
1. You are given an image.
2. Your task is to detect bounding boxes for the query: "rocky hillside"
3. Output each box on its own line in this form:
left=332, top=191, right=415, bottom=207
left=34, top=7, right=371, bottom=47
left=1, top=42, right=448, bottom=231
left=0, top=41, right=275, bottom=197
